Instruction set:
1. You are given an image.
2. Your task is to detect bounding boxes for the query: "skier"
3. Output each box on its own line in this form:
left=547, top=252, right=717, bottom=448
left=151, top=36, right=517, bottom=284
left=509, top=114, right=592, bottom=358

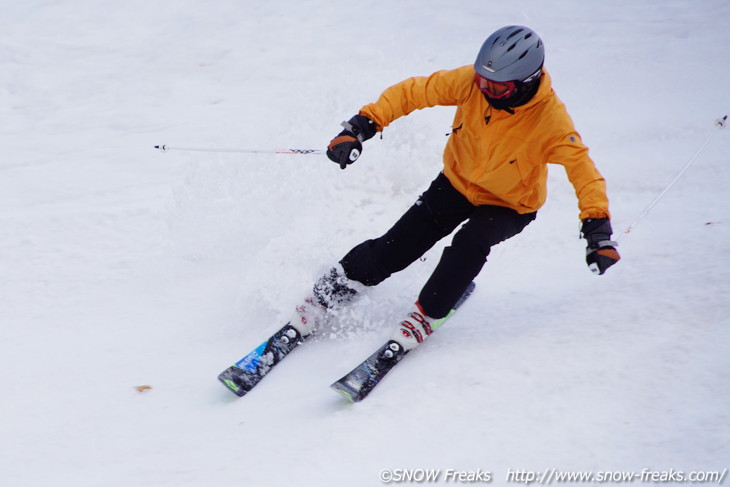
left=297, top=25, right=620, bottom=349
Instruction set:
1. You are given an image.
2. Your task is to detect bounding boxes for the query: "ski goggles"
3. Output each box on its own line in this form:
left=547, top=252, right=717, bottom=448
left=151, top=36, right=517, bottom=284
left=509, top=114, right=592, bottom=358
left=474, top=73, right=517, bottom=99
left=474, top=68, right=542, bottom=99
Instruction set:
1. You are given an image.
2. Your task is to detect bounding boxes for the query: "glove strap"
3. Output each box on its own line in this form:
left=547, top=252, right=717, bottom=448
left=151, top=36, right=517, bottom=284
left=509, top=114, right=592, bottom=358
left=340, top=121, right=365, bottom=143
left=585, top=240, right=618, bottom=255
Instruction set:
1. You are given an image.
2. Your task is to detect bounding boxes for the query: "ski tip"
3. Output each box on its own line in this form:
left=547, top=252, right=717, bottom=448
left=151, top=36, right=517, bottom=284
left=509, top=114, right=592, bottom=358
left=330, top=382, right=361, bottom=403
left=217, top=371, right=249, bottom=397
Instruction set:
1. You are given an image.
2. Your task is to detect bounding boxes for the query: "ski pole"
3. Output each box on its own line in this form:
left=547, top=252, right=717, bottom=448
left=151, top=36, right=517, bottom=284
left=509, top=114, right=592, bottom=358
left=154, top=144, right=324, bottom=155
left=617, top=115, right=727, bottom=243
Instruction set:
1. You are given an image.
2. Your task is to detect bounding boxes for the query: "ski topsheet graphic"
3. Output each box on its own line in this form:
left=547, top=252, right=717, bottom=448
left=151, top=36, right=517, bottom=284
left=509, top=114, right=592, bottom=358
left=218, top=323, right=305, bottom=397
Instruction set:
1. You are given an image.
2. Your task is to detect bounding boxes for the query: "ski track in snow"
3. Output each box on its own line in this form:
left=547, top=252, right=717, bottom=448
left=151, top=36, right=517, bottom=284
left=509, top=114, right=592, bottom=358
left=1, top=1, right=729, bottom=486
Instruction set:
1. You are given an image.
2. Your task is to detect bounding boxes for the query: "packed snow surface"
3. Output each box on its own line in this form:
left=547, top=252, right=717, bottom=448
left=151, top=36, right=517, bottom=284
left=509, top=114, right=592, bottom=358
left=1, top=1, right=729, bottom=486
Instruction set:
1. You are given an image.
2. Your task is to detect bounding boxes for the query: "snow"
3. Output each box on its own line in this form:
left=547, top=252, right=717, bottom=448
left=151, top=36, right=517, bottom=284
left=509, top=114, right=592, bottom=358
left=2, top=1, right=729, bottom=486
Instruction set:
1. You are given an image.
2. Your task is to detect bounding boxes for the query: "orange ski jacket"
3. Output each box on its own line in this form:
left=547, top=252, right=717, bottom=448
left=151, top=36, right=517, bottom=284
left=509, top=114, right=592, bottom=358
left=359, top=66, right=610, bottom=220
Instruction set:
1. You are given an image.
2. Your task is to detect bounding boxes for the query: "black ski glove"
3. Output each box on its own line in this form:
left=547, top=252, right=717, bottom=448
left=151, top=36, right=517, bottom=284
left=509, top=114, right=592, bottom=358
left=581, top=218, right=620, bottom=275
left=326, top=115, right=377, bottom=169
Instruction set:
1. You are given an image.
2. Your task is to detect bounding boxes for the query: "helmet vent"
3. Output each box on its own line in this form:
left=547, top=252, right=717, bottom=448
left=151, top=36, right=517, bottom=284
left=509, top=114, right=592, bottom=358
left=506, top=28, right=524, bottom=40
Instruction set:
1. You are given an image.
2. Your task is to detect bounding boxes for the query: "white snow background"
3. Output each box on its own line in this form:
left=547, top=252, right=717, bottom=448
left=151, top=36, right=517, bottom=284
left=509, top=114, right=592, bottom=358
left=2, top=1, right=729, bottom=486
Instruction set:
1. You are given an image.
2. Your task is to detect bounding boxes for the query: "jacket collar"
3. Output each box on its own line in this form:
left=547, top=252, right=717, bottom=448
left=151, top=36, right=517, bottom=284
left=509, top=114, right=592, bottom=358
left=515, top=68, right=552, bottom=112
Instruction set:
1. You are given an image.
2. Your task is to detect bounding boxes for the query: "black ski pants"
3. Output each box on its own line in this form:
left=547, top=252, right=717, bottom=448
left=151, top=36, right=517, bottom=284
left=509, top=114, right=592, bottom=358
left=340, top=172, right=536, bottom=318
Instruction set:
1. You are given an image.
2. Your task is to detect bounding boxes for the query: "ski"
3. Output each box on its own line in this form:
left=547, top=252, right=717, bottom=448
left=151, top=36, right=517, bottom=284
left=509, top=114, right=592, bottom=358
left=218, top=322, right=307, bottom=397
left=330, top=281, right=476, bottom=402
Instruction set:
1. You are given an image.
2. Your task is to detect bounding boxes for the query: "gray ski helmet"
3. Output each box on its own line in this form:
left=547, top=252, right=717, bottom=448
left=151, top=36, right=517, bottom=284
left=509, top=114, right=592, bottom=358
left=474, top=26, right=545, bottom=83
